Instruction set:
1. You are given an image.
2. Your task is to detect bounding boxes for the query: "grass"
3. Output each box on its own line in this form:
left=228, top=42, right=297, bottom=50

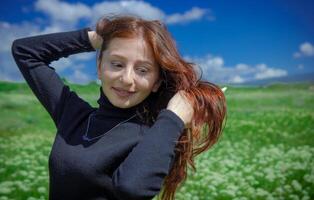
left=0, top=81, right=313, bottom=200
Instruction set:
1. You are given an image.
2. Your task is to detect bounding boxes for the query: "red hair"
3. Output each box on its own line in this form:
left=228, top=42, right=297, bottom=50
left=96, top=15, right=227, bottom=200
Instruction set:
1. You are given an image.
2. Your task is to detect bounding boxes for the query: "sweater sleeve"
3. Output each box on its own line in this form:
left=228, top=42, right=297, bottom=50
left=112, top=109, right=185, bottom=200
left=11, top=28, right=95, bottom=126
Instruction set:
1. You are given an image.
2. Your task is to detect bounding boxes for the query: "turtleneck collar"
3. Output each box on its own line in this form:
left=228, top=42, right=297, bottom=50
left=95, top=87, right=144, bottom=120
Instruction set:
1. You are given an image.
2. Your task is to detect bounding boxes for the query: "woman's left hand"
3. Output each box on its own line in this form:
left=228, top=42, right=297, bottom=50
left=87, top=31, right=103, bottom=50
left=166, top=90, right=194, bottom=128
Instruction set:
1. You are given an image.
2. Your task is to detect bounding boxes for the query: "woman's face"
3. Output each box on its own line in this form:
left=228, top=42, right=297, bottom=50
left=97, top=37, right=161, bottom=109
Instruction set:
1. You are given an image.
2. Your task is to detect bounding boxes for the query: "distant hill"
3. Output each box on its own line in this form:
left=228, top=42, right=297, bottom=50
left=232, top=72, right=314, bottom=86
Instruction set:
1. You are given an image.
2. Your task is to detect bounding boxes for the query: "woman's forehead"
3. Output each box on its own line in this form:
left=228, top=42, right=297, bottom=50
left=105, top=37, right=156, bottom=64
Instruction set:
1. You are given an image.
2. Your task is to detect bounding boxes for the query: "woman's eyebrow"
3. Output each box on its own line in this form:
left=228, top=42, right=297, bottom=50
left=110, top=54, right=154, bottom=66
left=109, top=54, right=125, bottom=60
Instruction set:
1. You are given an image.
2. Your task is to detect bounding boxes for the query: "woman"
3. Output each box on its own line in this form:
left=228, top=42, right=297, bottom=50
left=12, top=15, right=226, bottom=200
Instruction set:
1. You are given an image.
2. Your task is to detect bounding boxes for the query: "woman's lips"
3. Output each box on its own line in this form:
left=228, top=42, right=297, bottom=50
left=112, top=87, right=136, bottom=98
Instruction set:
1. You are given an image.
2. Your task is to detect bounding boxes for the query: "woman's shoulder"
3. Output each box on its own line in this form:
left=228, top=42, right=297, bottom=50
left=55, top=85, right=94, bottom=125
left=61, top=85, right=94, bottom=111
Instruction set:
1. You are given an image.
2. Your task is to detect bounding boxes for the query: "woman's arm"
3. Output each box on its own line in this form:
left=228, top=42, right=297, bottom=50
left=11, top=28, right=95, bottom=126
left=112, top=109, right=185, bottom=200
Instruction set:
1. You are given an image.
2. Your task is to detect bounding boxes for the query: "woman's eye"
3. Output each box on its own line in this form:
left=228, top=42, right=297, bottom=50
left=111, top=62, right=123, bottom=68
left=137, top=67, right=148, bottom=74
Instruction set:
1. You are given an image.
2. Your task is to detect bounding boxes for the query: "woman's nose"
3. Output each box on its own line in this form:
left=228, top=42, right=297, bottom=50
left=120, top=66, right=134, bottom=85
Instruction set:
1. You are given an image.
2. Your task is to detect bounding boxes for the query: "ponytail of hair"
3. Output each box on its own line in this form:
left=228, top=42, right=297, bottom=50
left=159, top=77, right=227, bottom=200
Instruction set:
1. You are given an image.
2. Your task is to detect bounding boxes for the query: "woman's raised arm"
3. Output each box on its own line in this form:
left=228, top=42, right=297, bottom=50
left=11, top=28, right=95, bottom=126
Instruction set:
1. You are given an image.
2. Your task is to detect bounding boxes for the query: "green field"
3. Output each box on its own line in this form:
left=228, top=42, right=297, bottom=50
left=0, top=81, right=313, bottom=200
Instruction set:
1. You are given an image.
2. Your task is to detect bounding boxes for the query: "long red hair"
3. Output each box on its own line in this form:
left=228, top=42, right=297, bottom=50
left=96, top=15, right=227, bottom=200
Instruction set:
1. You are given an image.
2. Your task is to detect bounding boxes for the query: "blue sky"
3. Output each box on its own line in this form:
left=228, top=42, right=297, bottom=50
left=1, top=0, right=313, bottom=84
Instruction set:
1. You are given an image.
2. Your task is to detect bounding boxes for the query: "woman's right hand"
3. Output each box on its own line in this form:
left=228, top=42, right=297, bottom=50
left=166, top=90, right=194, bottom=128
left=87, top=31, right=103, bottom=50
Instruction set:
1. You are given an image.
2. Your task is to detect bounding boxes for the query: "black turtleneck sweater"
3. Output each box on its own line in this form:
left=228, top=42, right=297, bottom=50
left=11, top=28, right=185, bottom=200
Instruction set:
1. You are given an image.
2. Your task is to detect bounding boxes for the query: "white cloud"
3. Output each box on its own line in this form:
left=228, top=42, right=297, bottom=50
left=0, top=21, right=40, bottom=53
left=35, top=0, right=91, bottom=24
left=229, top=75, right=245, bottom=84
left=34, top=0, right=93, bottom=33
left=72, top=53, right=95, bottom=61
left=254, top=64, right=288, bottom=80
left=297, top=64, right=304, bottom=70
left=92, top=1, right=212, bottom=25
left=0, top=52, right=24, bottom=82
left=0, top=21, right=41, bottom=81
left=206, top=56, right=224, bottom=69
left=50, top=52, right=96, bottom=73
left=186, top=54, right=288, bottom=84
left=293, top=42, right=314, bottom=58
left=39, top=23, right=66, bottom=34
left=235, top=63, right=250, bottom=71
left=293, top=52, right=301, bottom=58
left=35, top=0, right=212, bottom=27
left=67, top=69, right=91, bottom=84
left=0, top=21, right=97, bottom=82
left=92, top=0, right=164, bottom=23
left=51, top=58, right=73, bottom=72
left=166, top=7, right=212, bottom=25
left=300, top=42, right=314, bottom=56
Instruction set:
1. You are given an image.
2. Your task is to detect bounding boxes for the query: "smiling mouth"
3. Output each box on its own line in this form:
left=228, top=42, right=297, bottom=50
left=112, top=87, right=136, bottom=98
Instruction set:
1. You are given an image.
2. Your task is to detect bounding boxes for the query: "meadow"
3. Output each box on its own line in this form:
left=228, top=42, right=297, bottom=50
left=0, top=81, right=313, bottom=200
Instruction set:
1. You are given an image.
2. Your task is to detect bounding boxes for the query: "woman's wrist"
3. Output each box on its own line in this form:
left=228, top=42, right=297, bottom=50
left=87, top=30, right=103, bottom=50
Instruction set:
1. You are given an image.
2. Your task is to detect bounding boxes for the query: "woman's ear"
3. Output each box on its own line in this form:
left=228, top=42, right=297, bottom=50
left=152, top=79, right=162, bottom=92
